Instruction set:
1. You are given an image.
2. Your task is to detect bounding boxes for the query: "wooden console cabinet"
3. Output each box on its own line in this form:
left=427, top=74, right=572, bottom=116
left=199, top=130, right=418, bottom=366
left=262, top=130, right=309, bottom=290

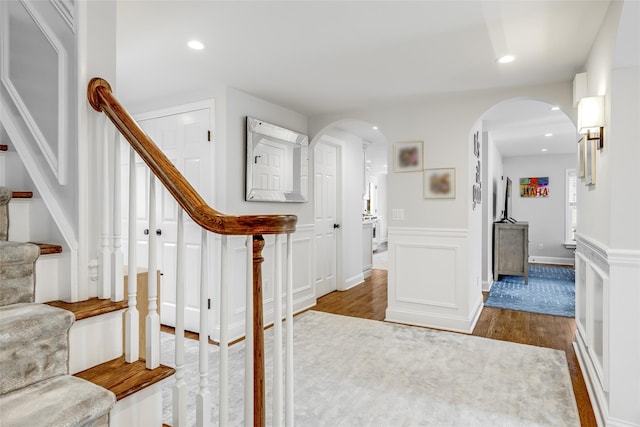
left=493, top=222, right=529, bottom=284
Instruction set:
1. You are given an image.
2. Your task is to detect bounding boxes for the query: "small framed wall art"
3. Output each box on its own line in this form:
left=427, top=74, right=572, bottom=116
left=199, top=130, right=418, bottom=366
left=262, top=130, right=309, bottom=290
left=394, top=141, right=423, bottom=172
left=423, top=168, right=455, bottom=199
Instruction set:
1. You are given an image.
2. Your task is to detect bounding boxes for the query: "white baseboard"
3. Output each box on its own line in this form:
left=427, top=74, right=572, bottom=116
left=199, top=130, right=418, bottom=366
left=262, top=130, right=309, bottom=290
left=386, top=297, right=483, bottom=334
left=343, top=273, right=364, bottom=291
left=528, top=256, right=574, bottom=266
left=482, top=280, right=493, bottom=292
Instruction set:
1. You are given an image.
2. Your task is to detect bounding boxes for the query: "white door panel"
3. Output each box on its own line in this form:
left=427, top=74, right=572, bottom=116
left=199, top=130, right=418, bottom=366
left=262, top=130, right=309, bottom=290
left=314, top=142, right=338, bottom=298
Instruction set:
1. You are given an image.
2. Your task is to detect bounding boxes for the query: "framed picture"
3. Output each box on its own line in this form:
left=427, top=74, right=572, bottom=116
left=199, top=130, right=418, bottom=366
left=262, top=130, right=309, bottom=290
left=473, top=131, right=480, bottom=158
left=472, top=183, right=481, bottom=209
left=423, top=168, right=455, bottom=199
left=475, top=160, right=481, bottom=184
left=394, top=141, right=423, bottom=172
left=520, top=177, right=549, bottom=197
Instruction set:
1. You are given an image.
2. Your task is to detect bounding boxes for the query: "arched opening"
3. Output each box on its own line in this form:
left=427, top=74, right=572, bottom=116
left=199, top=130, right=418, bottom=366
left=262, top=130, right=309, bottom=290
left=472, top=97, right=577, bottom=313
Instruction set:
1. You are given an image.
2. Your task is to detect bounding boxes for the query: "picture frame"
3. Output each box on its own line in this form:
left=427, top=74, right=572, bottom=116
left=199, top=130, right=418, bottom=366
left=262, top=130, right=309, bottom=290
left=472, top=183, right=481, bottom=209
left=394, top=141, right=423, bottom=172
left=475, top=160, right=481, bottom=184
left=423, top=168, right=455, bottom=199
left=473, top=131, right=480, bottom=158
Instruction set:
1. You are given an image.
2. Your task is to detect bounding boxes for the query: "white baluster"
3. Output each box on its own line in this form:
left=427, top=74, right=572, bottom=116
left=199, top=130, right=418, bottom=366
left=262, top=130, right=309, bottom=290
left=125, top=148, right=139, bottom=363
left=219, top=235, right=229, bottom=427
left=245, top=235, right=254, bottom=426
left=173, top=208, right=186, bottom=427
left=285, top=233, right=294, bottom=426
left=112, top=136, right=124, bottom=302
left=273, top=234, right=284, bottom=426
left=196, top=229, right=211, bottom=427
left=98, top=115, right=111, bottom=299
left=146, top=174, right=160, bottom=369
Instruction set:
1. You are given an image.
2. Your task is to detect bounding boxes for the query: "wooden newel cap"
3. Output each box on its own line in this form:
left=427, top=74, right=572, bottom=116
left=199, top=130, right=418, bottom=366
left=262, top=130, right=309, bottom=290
left=87, top=78, right=112, bottom=112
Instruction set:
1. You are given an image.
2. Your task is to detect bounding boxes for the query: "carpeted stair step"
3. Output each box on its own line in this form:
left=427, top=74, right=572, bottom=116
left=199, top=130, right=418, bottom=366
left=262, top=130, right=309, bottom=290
left=0, top=375, right=116, bottom=427
left=0, top=303, right=74, bottom=394
left=0, top=241, right=39, bottom=306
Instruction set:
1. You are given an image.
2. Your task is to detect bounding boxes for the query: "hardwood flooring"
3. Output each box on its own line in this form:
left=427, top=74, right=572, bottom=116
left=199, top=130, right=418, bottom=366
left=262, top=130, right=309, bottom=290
left=313, top=268, right=596, bottom=426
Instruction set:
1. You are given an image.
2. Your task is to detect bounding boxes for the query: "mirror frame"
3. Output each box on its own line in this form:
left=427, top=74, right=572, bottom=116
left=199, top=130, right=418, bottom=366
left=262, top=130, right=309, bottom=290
left=245, top=116, right=309, bottom=202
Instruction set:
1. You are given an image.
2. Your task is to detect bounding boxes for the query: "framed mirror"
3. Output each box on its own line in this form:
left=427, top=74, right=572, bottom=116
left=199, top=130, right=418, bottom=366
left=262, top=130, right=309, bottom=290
left=246, top=117, right=309, bottom=202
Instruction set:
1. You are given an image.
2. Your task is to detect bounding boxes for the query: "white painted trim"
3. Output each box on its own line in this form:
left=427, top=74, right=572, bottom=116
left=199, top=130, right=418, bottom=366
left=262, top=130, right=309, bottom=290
left=0, top=0, right=68, bottom=184
left=575, top=233, right=609, bottom=263
left=387, top=227, right=468, bottom=238
left=482, top=280, right=493, bottom=292
left=50, top=0, right=74, bottom=30
left=386, top=297, right=482, bottom=334
left=344, top=273, right=364, bottom=290
left=528, top=256, right=575, bottom=266
left=607, top=248, right=640, bottom=266
left=574, top=337, right=608, bottom=427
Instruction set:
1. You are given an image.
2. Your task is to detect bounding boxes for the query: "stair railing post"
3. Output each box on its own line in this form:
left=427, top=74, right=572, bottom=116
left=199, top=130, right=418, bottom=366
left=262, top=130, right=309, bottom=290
left=219, top=234, right=229, bottom=427
left=196, top=228, right=211, bottom=427
left=285, top=232, right=294, bottom=426
left=98, top=115, right=111, bottom=299
left=273, top=234, right=284, bottom=426
left=245, top=236, right=254, bottom=426
left=112, top=134, right=124, bottom=302
left=145, top=174, right=160, bottom=369
left=252, top=235, right=266, bottom=427
left=124, top=147, right=139, bottom=363
left=173, top=207, right=186, bottom=427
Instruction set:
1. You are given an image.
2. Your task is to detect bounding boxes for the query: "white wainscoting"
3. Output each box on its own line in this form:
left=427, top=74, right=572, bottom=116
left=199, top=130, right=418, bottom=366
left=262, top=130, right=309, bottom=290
left=210, top=224, right=315, bottom=342
left=385, top=227, right=483, bottom=333
left=574, top=233, right=640, bottom=427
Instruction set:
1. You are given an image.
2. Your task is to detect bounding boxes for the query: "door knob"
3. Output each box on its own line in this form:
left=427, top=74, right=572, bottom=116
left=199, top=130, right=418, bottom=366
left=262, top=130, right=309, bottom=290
left=333, top=223, right=341, bottom=229
left=144, top=229, right=149, bottom=235
left=156, top=229, right=162, bottom=236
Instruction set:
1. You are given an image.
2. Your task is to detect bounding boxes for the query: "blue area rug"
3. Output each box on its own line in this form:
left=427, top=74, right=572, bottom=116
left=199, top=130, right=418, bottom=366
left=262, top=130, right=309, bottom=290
left=485, top=265, right=575, bottom=317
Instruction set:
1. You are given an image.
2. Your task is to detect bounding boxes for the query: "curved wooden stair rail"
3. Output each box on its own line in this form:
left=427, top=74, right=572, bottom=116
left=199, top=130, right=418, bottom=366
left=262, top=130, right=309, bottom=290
left=88, top=77, right=296, bottom=427
left=87, top=77, right=297, bottom=236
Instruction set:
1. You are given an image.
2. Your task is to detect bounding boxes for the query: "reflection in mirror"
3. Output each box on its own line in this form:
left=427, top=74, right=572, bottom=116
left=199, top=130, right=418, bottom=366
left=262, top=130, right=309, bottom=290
left=246, top=117, right=309, bottom=202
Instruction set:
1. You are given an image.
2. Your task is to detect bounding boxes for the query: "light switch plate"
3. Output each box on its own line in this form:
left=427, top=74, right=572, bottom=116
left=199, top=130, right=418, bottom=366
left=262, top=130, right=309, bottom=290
left=392, top=208, right=405, bottom=221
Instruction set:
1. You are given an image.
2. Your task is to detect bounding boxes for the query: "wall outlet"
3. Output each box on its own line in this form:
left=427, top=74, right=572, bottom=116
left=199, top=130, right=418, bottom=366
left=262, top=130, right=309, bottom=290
left=392, top=208, right=405, bottom=221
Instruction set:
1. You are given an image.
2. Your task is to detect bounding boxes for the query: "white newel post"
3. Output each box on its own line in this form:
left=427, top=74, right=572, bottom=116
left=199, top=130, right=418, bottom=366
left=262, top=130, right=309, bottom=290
left=111, top=137, right=124, bottom=302
left=245, top=235, right=254, bottom=426
left=146, top=174, right=160, bottom=369
left=125, top=148, right=139, bottom=362
left=98, top=115, right=111, bottom=299
left=196, top=229, right=211, bottom=427
left=285, top=233, right=294, bottom=426
left=219, top=235, right=229, bottom=427
left=173, top=208, right=186, bottom=427
left=273, top=234, right=284, bottom=426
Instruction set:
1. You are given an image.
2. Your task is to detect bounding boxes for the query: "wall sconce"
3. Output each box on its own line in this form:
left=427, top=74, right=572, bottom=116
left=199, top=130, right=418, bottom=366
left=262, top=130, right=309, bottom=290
left=578, top=96, right=605, bottom=149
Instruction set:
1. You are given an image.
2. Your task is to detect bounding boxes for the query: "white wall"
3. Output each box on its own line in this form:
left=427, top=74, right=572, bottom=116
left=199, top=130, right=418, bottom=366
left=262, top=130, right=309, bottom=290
left=481, top=132, right=503, bottom=289
left=503, top=154, right=575, bottom=265
left=375, top=173, right=388, bottom=242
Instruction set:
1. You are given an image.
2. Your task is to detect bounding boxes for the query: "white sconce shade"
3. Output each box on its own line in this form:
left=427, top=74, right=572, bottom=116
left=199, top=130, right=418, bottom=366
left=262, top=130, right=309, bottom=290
left=578, top=96, right=605, bottom=134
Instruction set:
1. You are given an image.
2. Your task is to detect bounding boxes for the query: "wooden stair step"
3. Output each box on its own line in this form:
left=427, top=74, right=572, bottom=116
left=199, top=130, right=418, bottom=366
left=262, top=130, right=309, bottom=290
left=74, top=356, right=175, bottom=401
left=46, top=297, right=128, bottom=321
left=0, top=144, right=7, bottom=151
left=31, top=242, right=63, bottom=255
left=11, top=191, right=33, bottom=198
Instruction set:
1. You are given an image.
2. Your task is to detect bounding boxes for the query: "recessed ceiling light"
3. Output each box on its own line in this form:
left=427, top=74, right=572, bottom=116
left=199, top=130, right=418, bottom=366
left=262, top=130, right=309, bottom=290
left=550, top=106, right=560, bottom=111
left=187, top=40, right=205, bottom=50
left=366, top=160, right=372, bottom=163
left=497, top=55, right=515, bottom=64
left=541, top=148, right=549, bottom=152
left=545, top=133, right=553, bottom=137
left=372, top=126, right=379, bottom=130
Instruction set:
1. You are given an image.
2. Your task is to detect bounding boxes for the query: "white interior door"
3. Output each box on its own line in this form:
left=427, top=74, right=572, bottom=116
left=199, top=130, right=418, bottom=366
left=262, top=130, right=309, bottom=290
left=122, top=105, right=212, bottom=333
left=314, top=142, right=339, bottom=298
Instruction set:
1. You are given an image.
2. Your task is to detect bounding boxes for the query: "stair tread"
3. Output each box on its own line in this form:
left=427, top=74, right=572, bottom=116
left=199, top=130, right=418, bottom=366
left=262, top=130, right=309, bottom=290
left=30, top=242, right=63, bottom=255
left=74, top=356, right=175, bottom=401
left=0, top=144, right=7, bottom=151
left=0, top=375, right=115, bottom=427
left=11, top=191, right=32, bottom=199
left=46, top=297, right=128, bottom=321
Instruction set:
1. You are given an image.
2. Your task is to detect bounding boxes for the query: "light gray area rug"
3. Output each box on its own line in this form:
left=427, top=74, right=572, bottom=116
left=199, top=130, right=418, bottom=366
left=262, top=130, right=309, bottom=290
left=161, top=310, right=579, bottom=426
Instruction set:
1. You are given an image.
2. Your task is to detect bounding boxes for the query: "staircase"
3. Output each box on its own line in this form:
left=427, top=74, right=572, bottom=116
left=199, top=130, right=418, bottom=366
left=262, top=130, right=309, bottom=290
left=0, top=235, right=116, bottom=425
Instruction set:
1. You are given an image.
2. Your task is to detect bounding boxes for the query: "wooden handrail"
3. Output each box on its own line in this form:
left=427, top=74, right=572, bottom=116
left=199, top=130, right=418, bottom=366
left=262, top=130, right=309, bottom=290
left=87, top=77, right=297, bottom=236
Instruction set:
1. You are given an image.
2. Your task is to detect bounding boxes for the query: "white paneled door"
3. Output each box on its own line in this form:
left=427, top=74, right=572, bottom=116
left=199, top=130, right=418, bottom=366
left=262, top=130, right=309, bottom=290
left=122, top=104, right=213, bottom=333
left=314, top=142, right=339, bottom=298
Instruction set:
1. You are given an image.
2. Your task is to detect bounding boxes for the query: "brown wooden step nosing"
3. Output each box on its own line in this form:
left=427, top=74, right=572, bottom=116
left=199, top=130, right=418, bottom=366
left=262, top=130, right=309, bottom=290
left=46, top=297, right=128, bottom=321
left=74, top=356, right=175, bottom=401
left=11, top=191, right=33, bottom=198
left=30, top=242, right=63, bottom=255
left=0, top=144, right=8, bottom=151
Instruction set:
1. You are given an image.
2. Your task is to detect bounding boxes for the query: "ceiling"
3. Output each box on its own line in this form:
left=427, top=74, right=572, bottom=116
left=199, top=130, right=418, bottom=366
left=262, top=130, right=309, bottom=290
left=116, top=1, right=609, bottom=164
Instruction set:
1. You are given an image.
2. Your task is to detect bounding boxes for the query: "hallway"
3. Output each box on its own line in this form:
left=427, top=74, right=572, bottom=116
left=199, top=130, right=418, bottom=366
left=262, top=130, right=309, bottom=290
left=313, top=269, right=596, bottom=426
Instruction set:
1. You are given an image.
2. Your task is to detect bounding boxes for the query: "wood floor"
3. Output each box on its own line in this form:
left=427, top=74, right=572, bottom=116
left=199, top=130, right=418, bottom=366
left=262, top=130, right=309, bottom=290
left=313, top=269, right=596, bottom=426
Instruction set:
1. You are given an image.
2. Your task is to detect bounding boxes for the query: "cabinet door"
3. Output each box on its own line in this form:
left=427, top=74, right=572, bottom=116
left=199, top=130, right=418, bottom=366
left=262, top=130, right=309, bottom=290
left=497, top=227, right=526, bottom=274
